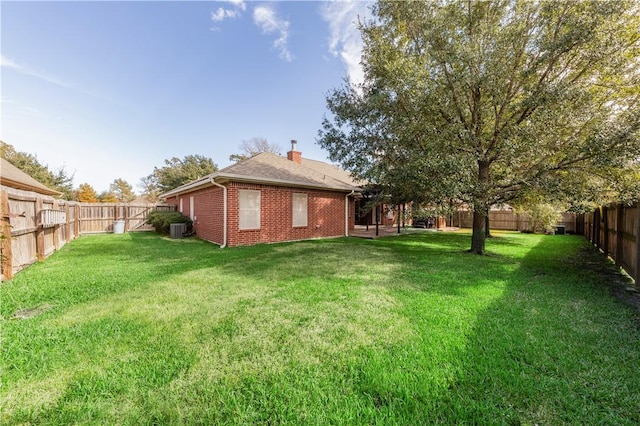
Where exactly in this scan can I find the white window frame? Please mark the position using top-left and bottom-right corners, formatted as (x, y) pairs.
(189, 196), (195, 220)
(179, 199), (183, 213)
(239, 189), (261, 230)
(292, 193), (308, 227)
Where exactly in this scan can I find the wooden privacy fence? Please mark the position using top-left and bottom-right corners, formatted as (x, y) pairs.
(453, 210), (578, 233)
(580, 203), (640, 285)
(452, 205), (639, 284)
(79, 203), (175, 234)
(1, 188), (175, 280)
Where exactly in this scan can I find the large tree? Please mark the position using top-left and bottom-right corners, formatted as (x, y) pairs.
(147, 155), (218, 193)
(318, 0), (640, 254)
(75, 183), (99, 203)
(98, 191), (119, 203)
(138, 175), (160, 203)
(109, 178), (137, 203)
(229, 137), (282, 162)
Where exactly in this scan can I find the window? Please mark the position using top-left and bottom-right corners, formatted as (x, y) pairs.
(189, 196), (195, 220)
(239, 190), (260, 230)
(292, 193), (308, 227)
(179, 199), (183, 213)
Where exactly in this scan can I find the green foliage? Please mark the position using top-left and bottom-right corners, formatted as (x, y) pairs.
(0, 141), (75, 199)
(2, 233), (640, 424)
(318, 0), (640, 253)
(412, 202), (459, 221)
(138, 175), (160, 203)
(146, 155), (218, 194)
(75, 183), (99, 203)
(145, 210), (192, 234)
(109, 178), (136, 203)
(524, 203), (564, 234)
(98, 191), (119, 203)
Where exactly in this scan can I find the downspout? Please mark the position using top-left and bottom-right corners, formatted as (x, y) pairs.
(210, 178), (227, 248)
(345, 190), (355, 237)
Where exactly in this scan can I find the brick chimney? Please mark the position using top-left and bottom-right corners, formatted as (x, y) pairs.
(287, 139), (302, 164)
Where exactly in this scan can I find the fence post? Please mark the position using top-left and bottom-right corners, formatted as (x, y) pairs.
(75, 204), (81, 237)
(1, 190), (13, 280)
(53, 200), (60, 251)
(616, 204), (624, 268)
(64, 202), (71, 243)
(35, 197), (45, 261)
(602, 206), (609, 256)
(634, 203), (640, 286)
(593, 208), (600, 249)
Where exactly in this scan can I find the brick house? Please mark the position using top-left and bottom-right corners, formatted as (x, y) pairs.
(160, 142), (361, 247)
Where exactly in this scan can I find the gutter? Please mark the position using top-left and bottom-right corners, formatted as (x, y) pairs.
(209, 178), (227, 248)
(345, 190), (355, 237)
(160, 174), (217, 199)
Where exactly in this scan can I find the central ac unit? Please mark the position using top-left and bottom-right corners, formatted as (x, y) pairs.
(170, 223), (187, 239)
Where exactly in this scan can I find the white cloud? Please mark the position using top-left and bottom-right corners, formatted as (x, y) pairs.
(320, 1), (374, 87)
(211, 8), (238, 22)
(0, 54), (21, 70)
(1, 54), (69, 88)
(2, 54), (113, 104)
(226, 0), (246, 11)
(253, 5), (293, 62)
(211, 1), (246, 23)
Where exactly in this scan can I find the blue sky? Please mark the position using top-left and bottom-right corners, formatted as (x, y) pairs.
(1, 0), (372, 193)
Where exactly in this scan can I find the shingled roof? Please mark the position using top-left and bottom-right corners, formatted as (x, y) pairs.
(161, 152), (360, 198)
(300, 158), (362, 187)
(0, 157), (61, 196)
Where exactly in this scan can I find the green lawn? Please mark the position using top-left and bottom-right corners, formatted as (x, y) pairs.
(2, 231), (639, 425)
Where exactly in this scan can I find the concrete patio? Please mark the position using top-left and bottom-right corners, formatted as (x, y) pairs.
(349, 225), (445, 239)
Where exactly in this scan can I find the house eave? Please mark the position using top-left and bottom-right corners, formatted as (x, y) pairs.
(0, 178), (61, 196)
(215, 173), (361, 192)
(160, 174), (362, 200)
(159, 176), (217, 199)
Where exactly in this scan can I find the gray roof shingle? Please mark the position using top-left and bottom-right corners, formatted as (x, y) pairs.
(0, 157), (61, 196)
(161, 152), (360, 198)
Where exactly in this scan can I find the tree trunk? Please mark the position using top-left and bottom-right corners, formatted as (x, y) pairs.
(471, 206), (487, 254)
(485, 214), (492, 238)
(470, 161), (490, 254)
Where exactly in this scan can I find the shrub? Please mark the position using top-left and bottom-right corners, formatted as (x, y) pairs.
(145, 211), (192, 234)
(527, 203), (563, 234)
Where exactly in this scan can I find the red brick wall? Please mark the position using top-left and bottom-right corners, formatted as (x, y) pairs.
(227, 182), (354, 247)
(165, 186), (224, 245)
(167, 183), (355, 247)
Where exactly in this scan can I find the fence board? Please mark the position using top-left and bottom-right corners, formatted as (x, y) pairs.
(581, 203), (638, 286)
(10, 233), (38, 273)
(454, 210), (576, 233)
(0, 188), (175, 280)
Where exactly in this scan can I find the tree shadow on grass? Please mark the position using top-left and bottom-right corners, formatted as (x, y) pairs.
(431, 235), (640, 424)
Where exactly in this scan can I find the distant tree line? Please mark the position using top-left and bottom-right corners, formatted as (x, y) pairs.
(1, 137), (280, 203)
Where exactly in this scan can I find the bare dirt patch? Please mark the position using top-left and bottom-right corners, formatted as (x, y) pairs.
(9, 304), (52, 320)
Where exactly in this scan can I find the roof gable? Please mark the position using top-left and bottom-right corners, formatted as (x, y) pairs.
(216, 153), (357, 189)
(0, 158), (61, 196)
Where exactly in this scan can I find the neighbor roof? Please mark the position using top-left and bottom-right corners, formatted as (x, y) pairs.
(161, 152), (361, 198)
(0, 157), (61, 196)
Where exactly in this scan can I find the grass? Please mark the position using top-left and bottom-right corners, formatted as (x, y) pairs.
(1, 231), (639, 425)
